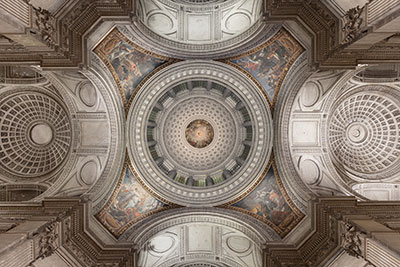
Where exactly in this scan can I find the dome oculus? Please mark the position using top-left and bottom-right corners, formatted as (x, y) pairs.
(185, 119), (214, 149)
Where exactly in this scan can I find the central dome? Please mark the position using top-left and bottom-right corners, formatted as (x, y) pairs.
(185, 119), (214, 148)
(126, 61), (272, 206)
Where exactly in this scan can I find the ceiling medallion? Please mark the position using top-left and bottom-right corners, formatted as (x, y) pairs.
(127, 61), (272, 206)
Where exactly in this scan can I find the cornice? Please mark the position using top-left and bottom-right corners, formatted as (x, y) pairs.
(0, 0), (134, 68)
(264, 0), (400, 68)
(1, 197), (400, 266)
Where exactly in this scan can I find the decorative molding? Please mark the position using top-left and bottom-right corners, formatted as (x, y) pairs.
(0, 0), (133, 67)
(0, 197), (399, 266)
(37, 221), (59, 259)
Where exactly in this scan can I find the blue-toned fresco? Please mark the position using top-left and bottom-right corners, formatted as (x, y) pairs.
(95, 29), (167, 101)
(233, 166), (296, 230)
(96, 167), (166, 236)
(231, 30), (303, 101)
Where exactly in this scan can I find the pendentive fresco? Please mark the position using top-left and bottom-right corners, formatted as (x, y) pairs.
(96, 161), (168, 237)
(94, 29), (169, 102)
(229, 29), (303, 102)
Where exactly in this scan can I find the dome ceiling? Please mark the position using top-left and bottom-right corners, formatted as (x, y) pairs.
(327, 86), (400, 180)
(93, 26), (305, 239)
(1, 1), (400, 266)
(126, 61), (273, 206)
(0, 89), (71, 178)
(277, 65), (400, 202)
(0, 65), (122, 202)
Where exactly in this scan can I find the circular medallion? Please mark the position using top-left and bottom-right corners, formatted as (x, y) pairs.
(0, 91), (72, 178)
(345, 123), (368, 144)
(29, 122), (54, 146)
(328, 87), (400, 179)
(185, 119), (214, 148)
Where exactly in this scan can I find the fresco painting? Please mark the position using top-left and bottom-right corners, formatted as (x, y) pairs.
(96, 167), (166, 236)
(233, 166), (297, 231)
(231, 30), (303, 101)
(95, 29), (167, 101)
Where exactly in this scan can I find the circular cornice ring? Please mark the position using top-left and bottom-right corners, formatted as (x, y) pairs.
(126, 60), (272, 207)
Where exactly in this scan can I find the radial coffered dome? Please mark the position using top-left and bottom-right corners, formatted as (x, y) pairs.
(158, 88), (245, 175)
(0, 89), (72, 178)
(327, 85), (400, 180)
(127, 61), (272, 206)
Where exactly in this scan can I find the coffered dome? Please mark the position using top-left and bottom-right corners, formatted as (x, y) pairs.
(158, 89), (244, 174)
(0, 88), (72, 179)
(126, 60), (272, 206)
(327, 85), (400, 181)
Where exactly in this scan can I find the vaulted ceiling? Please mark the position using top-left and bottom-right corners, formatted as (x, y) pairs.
(0, 0), (400, 267)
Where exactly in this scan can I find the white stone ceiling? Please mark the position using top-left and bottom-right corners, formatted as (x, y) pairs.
(136, 0), (263, 45)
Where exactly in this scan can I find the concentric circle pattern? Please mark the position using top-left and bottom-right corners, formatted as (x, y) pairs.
(127, 61), (273, 206)
(0, 91), (72, 177)
(185, 119), (214, 149)
(161, 95), (237, 172)
(328, 90), (400, 178)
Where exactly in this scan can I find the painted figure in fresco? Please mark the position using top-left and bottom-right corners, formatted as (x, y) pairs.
(106, 40), (165, 99)
(235, 168), (292, 227)
(233, 34), (299, 100)
(98, 169), (164, 233)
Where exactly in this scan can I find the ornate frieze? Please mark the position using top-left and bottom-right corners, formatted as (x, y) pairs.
(341, 5), (366, 44)
(340, 222), (363, 258)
